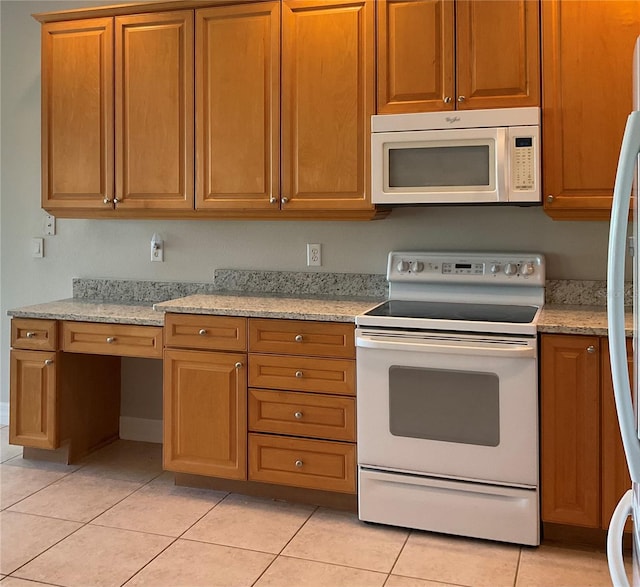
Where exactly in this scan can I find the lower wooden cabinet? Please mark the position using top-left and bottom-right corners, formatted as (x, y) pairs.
(9, 349), (58, 449)
(541, 334), (631, 530)
(163, 348), (247, 479)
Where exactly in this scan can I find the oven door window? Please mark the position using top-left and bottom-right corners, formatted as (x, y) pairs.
(389, 366), (500, 447)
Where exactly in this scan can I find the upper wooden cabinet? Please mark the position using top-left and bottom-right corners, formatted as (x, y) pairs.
(36, 0), (379, 220)
(41, 11), (194, 213)
(377, 0), (540, 114)
(542, 1), (640, 220)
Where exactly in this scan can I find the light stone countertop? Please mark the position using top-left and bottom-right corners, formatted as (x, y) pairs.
(538, 304), (632, 337)
(154, 294), (382, 322)
(7, 299), (163, 326)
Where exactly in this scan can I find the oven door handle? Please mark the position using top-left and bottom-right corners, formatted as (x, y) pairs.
(356, 335), (536, 358)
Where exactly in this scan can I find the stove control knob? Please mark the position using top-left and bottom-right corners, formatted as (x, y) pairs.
(397, 260), (410, 273)
(490, 264), (501, 274)
(410, 261), (424, 273)
(521, 262), (535, 276)
(504, 263), (518, 276)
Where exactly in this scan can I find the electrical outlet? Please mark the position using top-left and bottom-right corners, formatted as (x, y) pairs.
(150, 233), (164, 262)
(307, 243), (321, 266)
(44, 214), (56, 236)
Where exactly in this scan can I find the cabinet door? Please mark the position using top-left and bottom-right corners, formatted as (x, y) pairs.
(542, 1), (640, 220)
(41, 18), (114, 211)
(601, 338), (633, 531)
(456, 0), (540, 110)
(377, 0), (454, 114)
(163, 349), (247, 479)
(282, 0), (375, 211)
(10, 350), (58, 449)
(196, 2), (280, 211)
(115, 11), (194, 210)
(541, 334), (600, 527)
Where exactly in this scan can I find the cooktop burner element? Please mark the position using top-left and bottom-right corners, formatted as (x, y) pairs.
(356, 251), (545, 336)
(364, 300), (539, 324)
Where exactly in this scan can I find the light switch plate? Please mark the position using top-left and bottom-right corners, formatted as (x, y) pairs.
(32, 237), (44, 258)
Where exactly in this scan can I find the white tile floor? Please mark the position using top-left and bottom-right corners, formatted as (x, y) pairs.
(0, 427), (623, 587)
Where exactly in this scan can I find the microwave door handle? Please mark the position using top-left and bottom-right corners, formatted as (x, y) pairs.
(607, 110), (640, 484)
(496, 127), (509, 202)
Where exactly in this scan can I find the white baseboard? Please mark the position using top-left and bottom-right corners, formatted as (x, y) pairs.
(0, 402), (8, 426)
(119, 417), (163, 444)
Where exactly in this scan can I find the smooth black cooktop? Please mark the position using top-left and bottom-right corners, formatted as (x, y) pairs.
(364, 300), (539, 324)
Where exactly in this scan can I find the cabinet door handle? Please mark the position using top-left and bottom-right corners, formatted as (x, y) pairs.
(294, 411), (303, 420)
(295, 370), (303, 378)
(198, 329), (207, 336)
(106, 337), (116, 344)
(281, 196), (289, 204)
(443, 96), (452, 104)
(103, 198), (112, 205)
(235, 362), (243, 369)
(113, 197), (120, 204)
(546, 195), (555, 204)
(44, 359), (54, 366)
(26, 331), (36, 338)
(295, 334), (303, 342)
(295, 460), (303, 468)
(269, 196), (278, 204)
(457, 95), (466, 102)
(587, 345), (596, 354)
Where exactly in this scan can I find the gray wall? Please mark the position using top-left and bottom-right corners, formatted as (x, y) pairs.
(0, 1), (617, 422)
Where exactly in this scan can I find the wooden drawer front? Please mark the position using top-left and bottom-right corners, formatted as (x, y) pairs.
(249, 355), (355, 396)
(11, 319), (58, 351)
(165, 313), (247, 351)
(62, 322), (163, 358)
(249, 433), (356, 493)
(249, 389), (356, 441)
(249, 319), (355, 358)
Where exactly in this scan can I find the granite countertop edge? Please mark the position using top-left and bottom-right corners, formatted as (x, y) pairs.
(7, 296), (632, 334)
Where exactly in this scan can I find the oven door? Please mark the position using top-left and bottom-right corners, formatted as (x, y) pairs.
(356, 328), (538, 487)
(371, 127), (506, 204)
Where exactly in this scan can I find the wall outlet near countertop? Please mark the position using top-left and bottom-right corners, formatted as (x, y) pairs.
(307, 243), (321, 267)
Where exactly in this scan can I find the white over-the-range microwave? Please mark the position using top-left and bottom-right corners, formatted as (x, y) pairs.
(371, 107), (540, 205)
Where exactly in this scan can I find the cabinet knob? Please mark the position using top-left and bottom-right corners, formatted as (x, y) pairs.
(546, 195), (554, 204)
(295, 334), (303, 342)
(103, 198), (112, 205)
(44, 359), (54, 366)
(294, 411), (303, 420)
(26, 331), (36, 339)
(269, 196), (278, 204)
(443, 96), (452, 104)
(113, 198), (120, 204)
(235, 362), (243, 369)
(587, 345), (596, 354)
(198, 329), (207, 336)
(106, 337), (116, 344)
(281, 197), (289, 204)
(295, 460), (303, 468)
(295, 370), (303, 378)
(457, 96), (466, 102)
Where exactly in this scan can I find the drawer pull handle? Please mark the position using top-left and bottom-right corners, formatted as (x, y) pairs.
(106, 337), (116, 344)
(294, 411), (303, 420)
(44, 359), (54, 366)
(26, 331), (36, 338)
(235, 362), (243, 369)
(295, 334), (303, 342)
(295, 460), (303, 468)
(295, 370), (303, 378)
(198, 329), (207, 336)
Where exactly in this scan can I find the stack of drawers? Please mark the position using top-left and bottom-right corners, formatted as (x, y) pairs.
(247, 319), (357, 493)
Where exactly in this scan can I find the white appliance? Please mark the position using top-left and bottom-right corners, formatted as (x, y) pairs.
(607, 36), (640, 587)
(371, 107), (540, 205)
(356, 251), (544, 546)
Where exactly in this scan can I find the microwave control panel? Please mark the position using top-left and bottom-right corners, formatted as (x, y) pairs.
(512, 136), (536, 192)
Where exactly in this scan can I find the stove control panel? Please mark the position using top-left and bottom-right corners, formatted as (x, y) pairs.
(387, 252), (545, 286)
